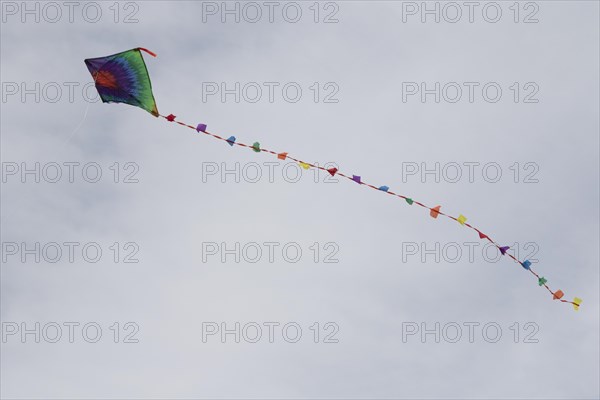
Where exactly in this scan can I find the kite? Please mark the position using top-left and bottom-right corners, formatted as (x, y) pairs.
(84, 47), (159, 117)
(84, 48), (582, 310)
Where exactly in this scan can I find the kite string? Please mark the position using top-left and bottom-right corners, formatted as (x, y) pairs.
(62, 101), (92, 146)
(62, 71), (100, 146)
(164, 114), (579, 308)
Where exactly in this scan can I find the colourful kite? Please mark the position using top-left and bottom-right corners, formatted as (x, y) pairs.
(84, 48), (582, 310)
(84, 48), (159, 117)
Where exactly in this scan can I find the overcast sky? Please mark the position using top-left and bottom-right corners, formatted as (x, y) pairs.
(1, 1), (599, 399)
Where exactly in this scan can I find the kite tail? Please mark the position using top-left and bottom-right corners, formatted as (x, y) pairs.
(137, 47), (157, 57)
(159, 112), (583, 311)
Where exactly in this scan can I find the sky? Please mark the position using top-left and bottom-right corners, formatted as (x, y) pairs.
(1, 1), (599, 399)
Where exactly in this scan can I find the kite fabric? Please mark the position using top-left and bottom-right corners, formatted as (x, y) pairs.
(84, 47), (159, 117)
(84, 48), (582, 310)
